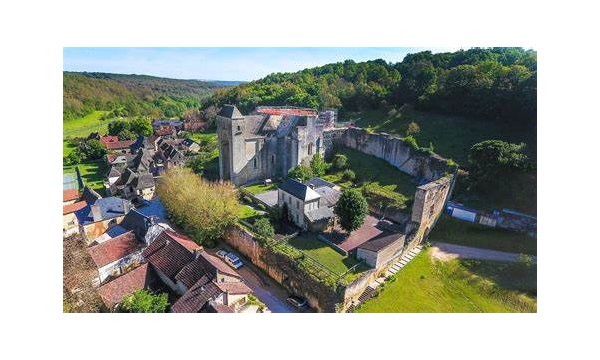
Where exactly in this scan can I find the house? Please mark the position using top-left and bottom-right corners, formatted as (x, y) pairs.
(181, 138), (201, 153)
(130, 135), (155, 154)
(100, 135), (136, 152)
(142, 230), (254, 313)
(63, 200), (87, 237)
(63, 189), (80, 205)
(75, 188), (133, 243)
(154, 125), (176, 138)
(278, 178), (334, 232)
(96, 263), (154, 310)
(153, 119), (184, 130)
(356, 233), (406, 268)
(87, 231), (145, 284)
(216, 105), (329, 186)
(111, 168), (155, 201)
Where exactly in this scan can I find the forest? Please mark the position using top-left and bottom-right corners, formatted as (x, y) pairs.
(63, 72), (226, 121)
(205, 47), (536, 125)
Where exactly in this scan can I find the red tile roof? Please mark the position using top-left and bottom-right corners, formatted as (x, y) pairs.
(216, 281), (252, 295)
(63, 201), (87, 215)
(142, 231), (197, 280)
(171, 278), (221, 313)
(200, 251), (240, 278)
(100, 136), (136, 150)
(63, 189), (80, 202)
(87, 231), (142, 268)
(97, 264), (151, 308)
(165, 230), (202, 252)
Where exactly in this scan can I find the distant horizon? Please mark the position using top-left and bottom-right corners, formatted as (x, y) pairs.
(63, 47), (462, 82)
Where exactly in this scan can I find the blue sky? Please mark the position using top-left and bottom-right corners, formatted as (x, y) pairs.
(63, 47), (459, 81)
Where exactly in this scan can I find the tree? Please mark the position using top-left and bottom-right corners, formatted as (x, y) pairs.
(469, 140), (529, 191)
(120, 289), (169, 313)
(406, 121), (421, 136)
(287, 165), (313, 182)
(108, 120), (129, 136)
(332, 154), (348, 170)
(79, 139), (106, 160)
(310, 153), (328, 177)
(253, 217), (275, 239)
(334, 188), (368, 233)
(156, 167), (240, 244)
(130, 117), (153, 137)
(342, 169), (356, 182)
(117, 128), (137, 140)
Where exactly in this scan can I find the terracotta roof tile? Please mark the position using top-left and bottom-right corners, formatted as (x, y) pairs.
(165, 230), (201, 252)
(171, 279), (221, 313)
(63, 189), (80, 202)
(87, 231), (142, 268)
(142, 231), (196, 280)
(63, 201), (87, 215)
(97, 264), (151, 308)
(215, 281), (252, 295)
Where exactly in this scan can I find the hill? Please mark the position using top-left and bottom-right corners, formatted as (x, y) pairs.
(63, 72), (231, 121)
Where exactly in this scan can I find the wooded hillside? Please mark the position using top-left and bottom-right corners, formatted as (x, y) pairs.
(63, 72), (225, 121)
(205, 47), (536, 125)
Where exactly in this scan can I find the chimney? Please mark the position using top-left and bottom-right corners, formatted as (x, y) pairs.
(91, 204), (102, 222)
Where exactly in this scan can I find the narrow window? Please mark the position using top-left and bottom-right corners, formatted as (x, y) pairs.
(308, 143), (313, 155)
(253, 158), (257, 169)
(271, 155), (275, 164)
(237, 125), (241, 132)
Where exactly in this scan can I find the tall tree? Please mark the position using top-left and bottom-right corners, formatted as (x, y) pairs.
(334, 189), (369, 233)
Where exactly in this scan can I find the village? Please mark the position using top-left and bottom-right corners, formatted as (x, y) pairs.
(63, 103), (464, 313)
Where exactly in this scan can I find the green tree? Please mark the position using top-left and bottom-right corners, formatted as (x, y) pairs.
(406, 121), (421, 136)
(253, 217), (275, 239)
(310, 153), (328, 177)
(117, 128), (137, 140)
(334, 188), (369, 233)
(332, 154), (348, 170)
(469, 140), (528, 191)
(79, 139), (106, 160)
(108, 120), (130, 136)
(342, 169), (356, 182)
(130, 117), (153, 137)
(287, 165), (313, 182)
(120, 289), (169, 313)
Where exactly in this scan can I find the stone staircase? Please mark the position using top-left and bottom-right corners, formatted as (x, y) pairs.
(346, 244), (423, 312)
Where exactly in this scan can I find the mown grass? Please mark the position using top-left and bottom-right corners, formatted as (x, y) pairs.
(63, 111), (112, 138)
(358, 248), (537, 313)
(287, 233), (369, 282)
(429, 214), (537, 255)
(63, 161), (107, 195)
(346, 107), (536, 166)
(242, 182), (279, 195)
(324, 147), (417, 210)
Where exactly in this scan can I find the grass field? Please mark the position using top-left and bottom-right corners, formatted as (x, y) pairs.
(287, 233), (369, 282)
(358, 248), (536, 313)
(346, 107), (536, 166)
(63, 111), (112, 138)
(324, 147), (417, 210)
(242, 182), (278, 195)
(63, 161), (107, 195)
(428, 215), (537, 255)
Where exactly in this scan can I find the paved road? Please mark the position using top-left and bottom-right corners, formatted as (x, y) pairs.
(206, 248), (298, 313)
(430, 242), (537, 263)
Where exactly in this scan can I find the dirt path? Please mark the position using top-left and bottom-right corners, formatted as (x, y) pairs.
(430, 242), (537, 263)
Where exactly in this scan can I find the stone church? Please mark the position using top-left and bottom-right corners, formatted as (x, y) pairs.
(216, 105), (336, 186)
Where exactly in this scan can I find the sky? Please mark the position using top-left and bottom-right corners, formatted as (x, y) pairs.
(63, 47), (460, 82)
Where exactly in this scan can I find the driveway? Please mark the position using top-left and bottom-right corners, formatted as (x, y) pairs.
(206, 248), (299, 313)
(430, 242), (537, 263)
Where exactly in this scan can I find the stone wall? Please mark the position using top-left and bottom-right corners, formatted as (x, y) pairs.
(337, 127), (451, 182)
(222, 226), (340, 312)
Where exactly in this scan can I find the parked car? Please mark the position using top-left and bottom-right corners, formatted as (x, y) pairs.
(216, 250), (229, 259)
(224, 253), (243, 269)
(286, 295), (307, 308)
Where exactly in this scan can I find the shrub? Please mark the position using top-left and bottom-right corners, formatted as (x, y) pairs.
(406, 121), (421, 136)
(287, 165), (313, 182)
(253, 217), (275, 239)
(119, 289), (169, 313)
(332, 154), (349, 170)
(402, 135), (419, 150)
(310, 153), (329, 177)
(342, 169), (356, 182)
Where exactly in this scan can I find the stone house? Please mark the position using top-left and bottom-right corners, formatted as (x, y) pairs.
(277, 178), (334, 232)
(96, 263), (155, 310)
(142, 229), (254, 313)
(217, 105), (327, 186)
(181, 138), (201, 153)
(87, 231), (145, 284)
(75, 188), (133, 244)
(356, 233), (406, 268)
(100, 135), (135, 153)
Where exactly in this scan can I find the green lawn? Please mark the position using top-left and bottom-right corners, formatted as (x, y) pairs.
(429, 215), (537, 255)
(63, 161), (107, 195)
(347, 107), (536, 166)
(324, 147), (417, 211)
(63, 111), (112, 138)
(238, 205), (262, 221)
(242, 182), (279, 195)
(358, 249), (536, 313)
(287, 233), (369, 282)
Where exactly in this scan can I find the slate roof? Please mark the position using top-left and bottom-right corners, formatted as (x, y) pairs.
(87, 231), (142, 268)
(305, 206), (334, 223)
(218, 104), (243, 119)
(81, 186), (102, 204)
(114, 168), (155, 190)
(63, 201), (87, 215)
(279, 178), (320, 201)
(63, 189), (80, 202)
(128, 149), (154, 172)
(314, 186), (341, 208)
(358, 233), (405, 253)
(108, 166), (121, 178)
(135, 198), (167, 222)
(75, 196), (131, 225)
(130, 136), (153, 153)
(118, 209), (154, 238)
(105, 225), (129, 238)
(97, 263), (152, 308)
(304, 177), (336, 189)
